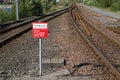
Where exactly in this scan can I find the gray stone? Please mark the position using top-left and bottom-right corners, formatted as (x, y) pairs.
(42, 58), (65, 65)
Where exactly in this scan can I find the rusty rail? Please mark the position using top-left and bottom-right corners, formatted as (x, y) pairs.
(70, 8), (120, 79)
(76, 8), (120, 48)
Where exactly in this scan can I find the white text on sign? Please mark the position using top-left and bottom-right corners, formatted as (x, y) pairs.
(32, 22), (48, 38)
(33, 24), (47, 29)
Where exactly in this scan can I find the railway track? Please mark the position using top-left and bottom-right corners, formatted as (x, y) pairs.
(0, 16), (38, 34)
(107, 27), (120, 34)
(0, 6), (71, 47)
(76, 4), (120, 48)
(70, 6), (120, 79)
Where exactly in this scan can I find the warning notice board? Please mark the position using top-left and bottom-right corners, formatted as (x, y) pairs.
(32, 22), (48, 38)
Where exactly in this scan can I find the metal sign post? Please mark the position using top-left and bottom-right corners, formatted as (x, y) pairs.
(32, 22), (48, 77)
(15, 0), (19, 20)
(39, 39), (42, 76)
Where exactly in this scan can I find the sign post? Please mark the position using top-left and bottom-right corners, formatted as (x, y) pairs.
(39, 38), (42, 76)
(32, 22), (48, 76)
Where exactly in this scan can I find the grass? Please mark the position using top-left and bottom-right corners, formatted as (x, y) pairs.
(43, 2), (65, 14)
(86, 5), (120, 16)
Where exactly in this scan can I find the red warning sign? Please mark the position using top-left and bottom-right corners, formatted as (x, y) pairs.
(32, 22), (48, 38)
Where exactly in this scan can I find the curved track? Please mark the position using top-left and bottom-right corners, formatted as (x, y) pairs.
(70, 5), (120, 79)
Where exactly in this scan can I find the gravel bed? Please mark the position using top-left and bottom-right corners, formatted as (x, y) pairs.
(0, 30), (39, 78)
(51, 12), (108, 79)
(0, 11), (113, 80)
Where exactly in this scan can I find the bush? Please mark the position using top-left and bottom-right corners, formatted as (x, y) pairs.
(85, 0), (112, 8)
(31, 0), (42, 16)
(64, 1), (69, 6)
(76, 0), (81, 3)
(63, 0), (72, 6)
(85, 0), (96, 6)
(85, 1), (105, 8)
(110, 1), (120, 11)
(104, 0), (111, 7)
(0, 8), (10, 24)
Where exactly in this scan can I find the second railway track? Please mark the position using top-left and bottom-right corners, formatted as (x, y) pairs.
(0, 6), (71, 47)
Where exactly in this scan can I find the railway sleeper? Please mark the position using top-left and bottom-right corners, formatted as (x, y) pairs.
(76, 12), (92, 36)
(101, 33), (120, 49)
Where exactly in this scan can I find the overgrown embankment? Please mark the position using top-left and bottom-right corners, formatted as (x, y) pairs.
(82, 0), (120, 11)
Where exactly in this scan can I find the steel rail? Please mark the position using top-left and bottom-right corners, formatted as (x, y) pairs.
(0, 16), (37, 27)
(0, 7), (71, 47)
(70, 9), (120, 79)
(0, 17), (37, 35)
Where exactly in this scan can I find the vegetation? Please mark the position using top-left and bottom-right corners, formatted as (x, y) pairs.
(63, 0), (73, 6)
(31, 0), (42, 16)
(83, 0), (120, 11)
(0, 0), (59, 24)
(110, 1), (120, 11)
(0, 8), (11, 23)
(1, 0), (120, 24)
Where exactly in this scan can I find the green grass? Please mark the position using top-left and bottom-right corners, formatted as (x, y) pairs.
(85, 3), (120, 16)
(84, 0), (120, 12)
(110, 1), (120, 11)
(43, 2), (65, 14)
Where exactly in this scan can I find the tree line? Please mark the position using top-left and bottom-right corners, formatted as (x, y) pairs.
(0, 0), (57, 24)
